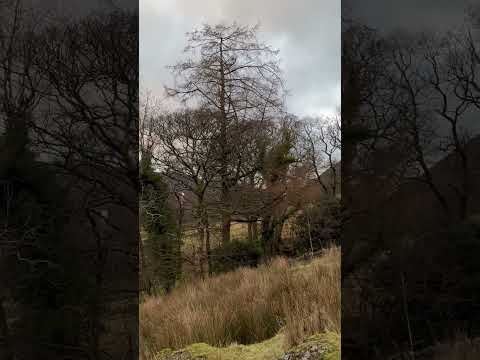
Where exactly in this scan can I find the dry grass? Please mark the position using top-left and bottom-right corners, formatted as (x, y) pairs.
(432, 336), (480, 360)
(283, 246), (340, 345)
(140, 246), (340, 359)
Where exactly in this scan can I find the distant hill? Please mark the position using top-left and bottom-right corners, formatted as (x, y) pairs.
(345, 136), (480, 248)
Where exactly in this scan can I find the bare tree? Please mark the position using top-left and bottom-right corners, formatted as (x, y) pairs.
(300, 113), (341, 197)
(431, 22), (480, 220)
(0, 0), (43, 160)
(33, 10), (138, 359)
(379, 30), (477, 222)
(33, 11), (139, 212)
(166, 23), (286, 243)
(0, 2), (47, 358)
(152, 108), (220, 275)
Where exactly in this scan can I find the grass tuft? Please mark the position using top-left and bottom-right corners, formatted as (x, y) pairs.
(140, 247), (340, 359)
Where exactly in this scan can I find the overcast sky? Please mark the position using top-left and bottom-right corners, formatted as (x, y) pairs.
(346, 0), (480, 139)
(345, 0), (472, 33)
(140, 0), (340, 117)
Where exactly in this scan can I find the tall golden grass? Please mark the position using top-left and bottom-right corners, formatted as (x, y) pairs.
(140, 247), (340, 359)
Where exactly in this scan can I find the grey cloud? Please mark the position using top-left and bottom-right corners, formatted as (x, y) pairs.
(345, 0), (480, 139)
(140, 0), (340, 117)
(346, 0), (472, 33)
(31, 0), (137, 17)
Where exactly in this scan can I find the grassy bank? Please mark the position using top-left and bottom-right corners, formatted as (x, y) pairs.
(140, 247), (340, 359)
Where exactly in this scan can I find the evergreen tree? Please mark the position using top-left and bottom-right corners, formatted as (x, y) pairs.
(140, 153), (181, 294)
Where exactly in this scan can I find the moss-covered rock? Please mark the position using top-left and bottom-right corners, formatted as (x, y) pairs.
(277, 332), (340, 360)
(153, 332), (340, 360)
(154, 333), (286, 360)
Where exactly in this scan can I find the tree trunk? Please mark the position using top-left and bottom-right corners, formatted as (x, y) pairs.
(273, 219), (285, 255)
(248, 176), (257, 243)
(261, 216), (275, 258)
(248, 218), (253, 242)
(139, 234), (146, 293)
(197, 224), (205, 277)
(202, 210), (212, 276)
(0, 298), (14, 360)
(218, 37), (231, 244)
(90, 275), (102, 360)
(176, 194), (184, 241)
(175, 198), (184, 282)
(91, 240), (106, 360)
(221, 213), (231, 243)
(306, 209), (314, 258)
(247, 217), (258, 242)
(86, 212), (105, 360)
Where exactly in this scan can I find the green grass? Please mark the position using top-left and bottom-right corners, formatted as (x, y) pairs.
(154, 332), (285, 360)
(153, 332), (340, 360)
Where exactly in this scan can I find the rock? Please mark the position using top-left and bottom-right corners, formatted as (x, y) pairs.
(277, 332), (340, 360)
(301, 350), (311, 359)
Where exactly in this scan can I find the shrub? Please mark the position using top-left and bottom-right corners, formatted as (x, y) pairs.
(209, 240), (263, 274)
(433, 336), (480, 360)
(292, 198), (341, 255)
(140, 171), (181, 294)
(342, 214), (480, 357)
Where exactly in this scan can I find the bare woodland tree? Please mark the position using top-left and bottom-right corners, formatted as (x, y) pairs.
(0, 2), (48, 358)
(342, 9), (480, 358)
(35, 12), (138, 359)
(34, 11), (139, 209)
(1, 4), (139, 359)
(152, 108), (220, 274)
(300, 113), (341, 197)
(166, 23), (286, 243)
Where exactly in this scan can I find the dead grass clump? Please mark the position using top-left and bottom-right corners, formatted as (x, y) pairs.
(140, 246), (340, 357)
(282, 247), (341, 346)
